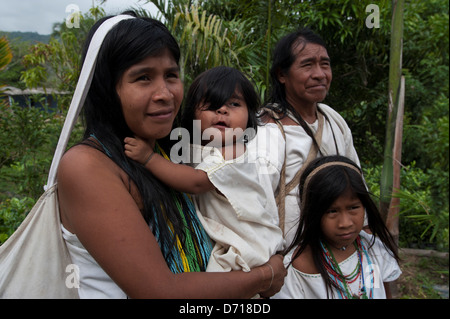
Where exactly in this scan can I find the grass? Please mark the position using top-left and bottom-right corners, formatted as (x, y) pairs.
(395, 250), (449, 299)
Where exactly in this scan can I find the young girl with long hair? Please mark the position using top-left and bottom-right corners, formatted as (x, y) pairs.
(273, 155), (401, 299)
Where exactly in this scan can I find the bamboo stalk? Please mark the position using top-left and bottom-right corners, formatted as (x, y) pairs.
(380, 0), (404, 220)
(386, 75), (405, 248)
(380, 1), (405, 298)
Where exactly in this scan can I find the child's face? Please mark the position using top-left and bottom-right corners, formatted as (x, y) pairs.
(194, 90), (249, 147)
(320, 187), (365, 250)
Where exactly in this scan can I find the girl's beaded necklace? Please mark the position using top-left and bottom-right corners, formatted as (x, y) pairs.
(320, 235), (374, 299)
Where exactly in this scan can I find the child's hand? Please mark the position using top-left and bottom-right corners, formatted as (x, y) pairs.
(124, 136), (153, 164)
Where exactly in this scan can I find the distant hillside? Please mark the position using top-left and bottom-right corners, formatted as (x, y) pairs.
(0, 31), (50, 44)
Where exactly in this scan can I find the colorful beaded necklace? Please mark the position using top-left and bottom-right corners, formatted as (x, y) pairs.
(90, 134), (212, 274)
(320, 235), (374, 299)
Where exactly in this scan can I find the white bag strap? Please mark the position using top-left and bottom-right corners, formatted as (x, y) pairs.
(45, 14), (135, 190)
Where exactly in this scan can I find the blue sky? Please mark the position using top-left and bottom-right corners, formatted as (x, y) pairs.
(0, 0), (159, 35)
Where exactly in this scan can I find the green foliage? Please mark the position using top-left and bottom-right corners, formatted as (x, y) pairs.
(0, 101), (83, 244)
(0, 101), (63, 200)
(0, 36), (13, 73)
(0, 101), (84, 196)
(404, 94), (449, 170)
(0, 31), (51, 44)
(364, 162), (449, 251)
(0, 196), (34, 244)
(0, 60), (26, 89)
(198, 0), (294, 88)
(21, 33), (78, 94)
(173, 5), (246, 86)
(20, 10), (100, 109)
(0, 100), (61, 243)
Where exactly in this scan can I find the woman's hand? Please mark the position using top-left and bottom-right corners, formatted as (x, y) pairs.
(259, 254), (287, 298)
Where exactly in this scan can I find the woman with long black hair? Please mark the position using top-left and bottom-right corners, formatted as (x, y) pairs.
(57, 12), (285, 298)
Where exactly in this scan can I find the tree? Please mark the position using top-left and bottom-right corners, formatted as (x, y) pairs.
(148, 1), (256, 95)
(379, 0), (405, 245)
(0, 37), (13, 75)
(0, 35), (32, 90)
(20, 7), (103, 110)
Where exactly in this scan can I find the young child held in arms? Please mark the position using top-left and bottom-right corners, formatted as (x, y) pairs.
(273, 155), (401, 299)
(124, 66), (284, 274)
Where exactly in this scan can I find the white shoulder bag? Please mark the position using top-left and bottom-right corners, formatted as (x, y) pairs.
(0, 15), (134, 298)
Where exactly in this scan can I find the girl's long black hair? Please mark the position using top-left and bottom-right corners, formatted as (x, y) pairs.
(79, 12), (207, 271)
(285, 155), (399, 297)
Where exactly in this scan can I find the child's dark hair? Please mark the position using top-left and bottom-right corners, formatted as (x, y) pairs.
(181, 66), (260, 141)
(286, 155), (399, 297)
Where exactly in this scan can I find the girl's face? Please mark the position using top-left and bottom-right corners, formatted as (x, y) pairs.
(320, 187), (365, 250)
(116, 49), (183, 144)
(194, 90), (249, 147)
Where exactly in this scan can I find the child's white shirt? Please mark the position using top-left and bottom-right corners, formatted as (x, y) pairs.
(191, 126), (285, 272)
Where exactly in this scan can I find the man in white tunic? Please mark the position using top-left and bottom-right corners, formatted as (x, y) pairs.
(257, 28), (361, 247)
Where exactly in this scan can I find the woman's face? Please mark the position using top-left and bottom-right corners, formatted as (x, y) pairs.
(116, 49), (183, 143)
